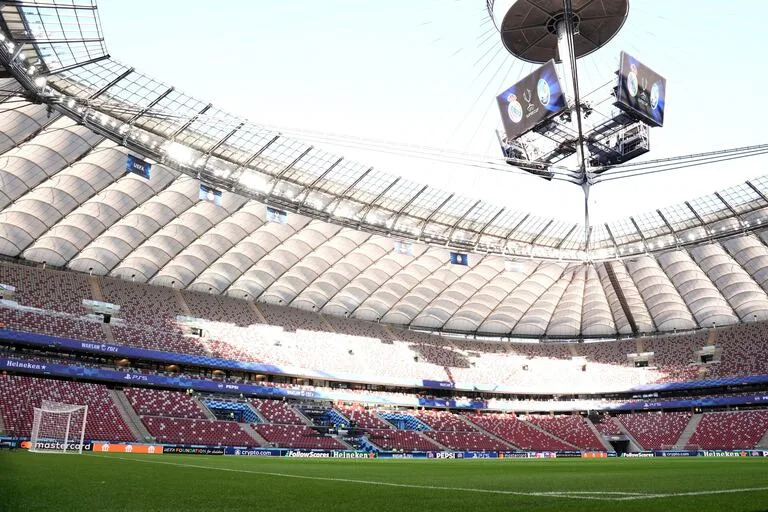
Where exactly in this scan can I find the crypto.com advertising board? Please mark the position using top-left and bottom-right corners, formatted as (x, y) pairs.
(496, 59), (567, 140)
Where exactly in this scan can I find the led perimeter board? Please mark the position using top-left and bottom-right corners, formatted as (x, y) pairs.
(496, 59), (567, 141)
(615, 51), (666, 127)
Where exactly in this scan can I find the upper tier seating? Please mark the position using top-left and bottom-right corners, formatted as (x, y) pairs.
(526, 415), (604, 450)
(710, 324), (768, 378)
(0, 263), (91, 314)
(576, 339), (636, 366)
(325, 316), (392, 341)
(688, 410), (768, 449)
(141, 416), (256, 446)
(616, 411), (691, 450)
(0, 308), (103, 341)
(101, 278), (182, 330)
(641, 332), (707, 383)
(254, 424), (347, 449)
(466, 413), (575, 451)
(258, 303), (327, 332)
(123, 387), (207, 419)
(111, 325), (207, 356)
(182, 290), (257, 327)
(4, 261), (768, 392)
(0, 375), (134, 441)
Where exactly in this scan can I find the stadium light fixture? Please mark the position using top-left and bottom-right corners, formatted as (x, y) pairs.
(33, 77), (46, 88)
(163, 141), (194, 164)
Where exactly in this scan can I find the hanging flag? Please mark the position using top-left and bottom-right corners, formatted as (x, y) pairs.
(449, 251), (468, 266)
(393, 241), (412, 256)
(126, 154), (151, 179)
(199, 184), (222, 206)
(266, 206), (287, 224)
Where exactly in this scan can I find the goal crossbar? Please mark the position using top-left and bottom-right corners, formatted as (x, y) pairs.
(29, 400), (88, 454)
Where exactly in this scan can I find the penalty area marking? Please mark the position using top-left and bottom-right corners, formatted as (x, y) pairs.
(87, 454), (768, 502)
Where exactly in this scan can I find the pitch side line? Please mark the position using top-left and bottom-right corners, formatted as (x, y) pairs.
(88, 454), (768, 502)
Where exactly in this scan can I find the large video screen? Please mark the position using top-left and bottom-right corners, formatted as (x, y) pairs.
(615, 51), (666, 127)
(496, 59), (567, 141)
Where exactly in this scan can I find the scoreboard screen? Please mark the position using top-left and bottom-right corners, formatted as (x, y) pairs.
(496, 59), (567, 141)
(615, 51), (666, 127)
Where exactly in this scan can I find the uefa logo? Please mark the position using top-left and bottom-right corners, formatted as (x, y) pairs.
(537, 78), (550, 106)
(650, 82), (660, 110)
(507, 94), (523, 123)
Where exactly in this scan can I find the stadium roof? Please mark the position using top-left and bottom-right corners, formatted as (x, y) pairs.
(1, 0), (768, 339)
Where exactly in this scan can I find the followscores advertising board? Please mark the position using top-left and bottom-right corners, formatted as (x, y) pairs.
(496, 59), (567, 140)
(615, 51), (666, 127)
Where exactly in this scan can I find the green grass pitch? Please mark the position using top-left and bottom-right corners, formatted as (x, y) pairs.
(1, 451), (767, 511)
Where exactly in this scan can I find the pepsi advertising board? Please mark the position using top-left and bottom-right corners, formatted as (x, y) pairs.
(496, 59), (567, 140)
(616, 51), (666, 127)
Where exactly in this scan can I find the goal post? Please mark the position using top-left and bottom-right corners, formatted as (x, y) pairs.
(29, 400), (88, 454)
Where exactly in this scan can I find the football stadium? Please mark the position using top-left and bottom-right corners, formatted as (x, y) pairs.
(1, 1), (768, 510)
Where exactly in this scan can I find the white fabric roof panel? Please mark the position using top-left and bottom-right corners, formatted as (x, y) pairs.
(656, 250), (738, 328)
(625, 256), (696, 331)
(724, 234), (768, 295)
(688, 243), (768, 322)
(2, 80), (768, 338)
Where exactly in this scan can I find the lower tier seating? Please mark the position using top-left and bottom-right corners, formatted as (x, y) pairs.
(527, 415), (605, 450)
(466, 413), (576, 451)
(123, 387), (207, 419)
(365, 429), (440, 451)
(141, 416), (256, 446)
(688, 410), (768, 449)
(0, 375), (135, 442)
(616, 411), (691, 450)
(254, 424), (347, 450)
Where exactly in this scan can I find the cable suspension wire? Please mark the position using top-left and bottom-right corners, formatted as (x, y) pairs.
(78, 91), (768, 186)
(594, 148), (768, 183)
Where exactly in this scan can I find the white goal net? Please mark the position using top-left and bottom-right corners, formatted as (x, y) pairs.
(29, 400), (88, 454)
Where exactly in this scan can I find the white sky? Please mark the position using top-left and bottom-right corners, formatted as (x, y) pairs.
(97, 0), (768, 225)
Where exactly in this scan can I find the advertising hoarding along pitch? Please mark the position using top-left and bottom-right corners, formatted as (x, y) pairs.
(496, 59), (567, 141)
(615, 51), (666, 127)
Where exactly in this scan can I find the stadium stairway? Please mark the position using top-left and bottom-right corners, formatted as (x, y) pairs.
(173, 288), (192, 316)
(85, 276), (117, 342)
(317, 313), (336, 333)
(584, 417), (614, 451)
(674, 413), (704, 449)
(246, 403), (268, 423)
(417, 431), (447, 450)
(194, 397), (217, 419)
(248, 302), (268, 324)
(333, 436), (355, 450)
(523, 420), (581, 451)
(292, 405), (317, 426)
(110, 389), (151, 442)
(455, 414), (519, 450)
(358, 436), (382, 452)
(86, 275), (103, 302)
(378, 412), (431, 431)
(0, 405), (6, 435)
(613, 417), (645, 451)
(379, 324), (397, 343)
(239, 423), (268, 446)
(758, 426), (768, 449)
